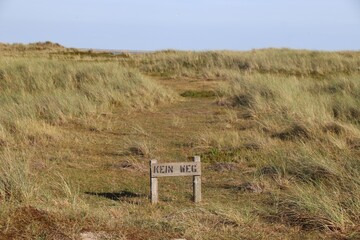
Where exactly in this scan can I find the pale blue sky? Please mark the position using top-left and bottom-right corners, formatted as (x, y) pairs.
(0, 0), (359, 50)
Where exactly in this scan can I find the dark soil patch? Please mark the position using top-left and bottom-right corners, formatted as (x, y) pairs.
(105, 161), (134, 169)
(259, 166), (280, 176)
(224, 182), (263, 193)
(207, 162), (238, 172)
(231, 94), (253, 107)
(272, 124), (311, 141)
(85, 190), (144, 201)
(322, 122), (345, 135)
(0, 206), (71, 240)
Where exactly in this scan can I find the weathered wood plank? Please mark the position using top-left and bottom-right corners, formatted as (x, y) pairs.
(193, 156), (201, 203)
(150, 162), (201, 177)
(150, 159), (158, 204)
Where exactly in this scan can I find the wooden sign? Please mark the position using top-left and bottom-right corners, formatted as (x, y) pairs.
(151, 162), (201, 177)
(150, 156), (201, 204)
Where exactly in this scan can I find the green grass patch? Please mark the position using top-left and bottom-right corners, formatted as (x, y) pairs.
(180, 90), (218, 98)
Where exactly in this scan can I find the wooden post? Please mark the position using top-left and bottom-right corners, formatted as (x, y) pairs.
(150, 159), (158, 204)
(193, 156), (201, 203)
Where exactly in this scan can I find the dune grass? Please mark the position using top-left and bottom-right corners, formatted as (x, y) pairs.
(126, 49), (360, 79)
(0, 44), (360, 239)
(0, 57), (175, 147)
(201, 71), (360, 235)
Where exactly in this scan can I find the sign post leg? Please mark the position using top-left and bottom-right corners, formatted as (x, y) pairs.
(150, 160), (158, 204)
(193, 156), (201, 203)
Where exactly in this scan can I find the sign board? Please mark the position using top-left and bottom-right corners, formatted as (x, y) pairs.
(150, 156), (201, 204)
(151, 162), (201, 177)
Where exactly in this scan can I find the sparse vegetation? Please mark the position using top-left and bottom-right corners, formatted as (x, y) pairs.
(0, 43), (359, 239)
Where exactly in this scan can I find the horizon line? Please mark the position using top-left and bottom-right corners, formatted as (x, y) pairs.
(1, 41), (359, 53)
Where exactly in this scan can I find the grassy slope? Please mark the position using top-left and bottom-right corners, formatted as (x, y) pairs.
(0, 57), (174, 147)
(0, 43), (359, 239)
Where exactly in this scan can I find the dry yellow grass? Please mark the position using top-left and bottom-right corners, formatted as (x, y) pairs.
(0, 57), (175, 147)
(0, 43), (359, 239)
